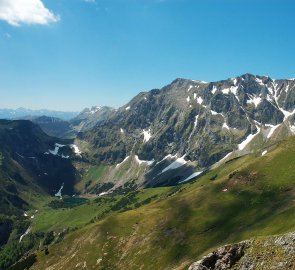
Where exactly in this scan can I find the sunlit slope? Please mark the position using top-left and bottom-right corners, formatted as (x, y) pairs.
(31, 136), (295, 270)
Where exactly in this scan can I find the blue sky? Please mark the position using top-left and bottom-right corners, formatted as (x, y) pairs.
(0, 0), (294, 111)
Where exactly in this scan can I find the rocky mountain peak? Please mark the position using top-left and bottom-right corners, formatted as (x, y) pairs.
(78, 74), (295, 188)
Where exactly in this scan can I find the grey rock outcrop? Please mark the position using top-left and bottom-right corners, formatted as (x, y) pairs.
(189, 242), (249, 270)
(189, 231), (295, 270)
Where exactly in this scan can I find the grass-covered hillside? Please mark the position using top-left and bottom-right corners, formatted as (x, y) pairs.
(20, 135), (295, 270)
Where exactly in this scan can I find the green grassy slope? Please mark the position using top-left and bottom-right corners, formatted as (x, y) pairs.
(27, 136), (295, 270)
(31, 187), (171, 232)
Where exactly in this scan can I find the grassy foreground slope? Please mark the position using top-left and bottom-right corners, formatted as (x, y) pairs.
(31, 136), (295, 270)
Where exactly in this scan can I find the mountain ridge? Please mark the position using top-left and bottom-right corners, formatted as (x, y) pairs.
(73, 73), (295, 190)
(0, 108), (79, 121)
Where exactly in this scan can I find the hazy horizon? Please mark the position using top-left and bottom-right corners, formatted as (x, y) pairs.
(1, 72), (295, 112)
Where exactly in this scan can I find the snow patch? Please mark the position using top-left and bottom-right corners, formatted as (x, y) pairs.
(99, 190), (113, 197)
(212, 85), (217, 94)
(266, 124), (280, 139)
(179, 171), (203, 184)
(238, 126), (261, 151)
(197, 96), (203, 105)
(71, 144), (82, 156)
(142, 129), (152, 143)
(256, 77), (265, 86)
(116, 156), (129, 168)
(280, 108), (295, 120)
(161, 155), (187, 173)
(221, 85), (239, 95)
(89, 106), (101, 114)
(230, 85), (239, 95)
(125, 106), (130, 110)
(120, 128), (124, 134)
(211, 110), (220, 115)
(48, 143), (65, 156)
(272, 81), (295, 120)
(55, 183), (64, 199)
(222, 88), (230, 94)
(193, 115), (199, 128)
(262, 150), (267, 156)
(218, 152), (233, 163)
(222, 122), (230, 130)
(266, 94), (274, 104)
(187, 85), (193, 92)
(135, 155), (154, 166)
(188, 115), (199, 144)
(19, 227), (31, 243)
(193, 80), (207, 84)
(186, 96), (190, 103)
(247, 95), (262, 107)
(162, 154), (178, 161)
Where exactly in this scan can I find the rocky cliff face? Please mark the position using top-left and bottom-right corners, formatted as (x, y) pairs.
(189, 231), (295, 270)
(78, 74), (295, 188)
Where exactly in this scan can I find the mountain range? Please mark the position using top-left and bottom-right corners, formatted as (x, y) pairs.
(72, 74), (295, 191)
(1, 73), (295, 270)
(0, 108), (79, 121)
(2, 74), (295, 193)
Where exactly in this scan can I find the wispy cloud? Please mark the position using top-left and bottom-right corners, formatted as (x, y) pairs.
(83, 0), (96, 3)
(0, 0), (59, 26)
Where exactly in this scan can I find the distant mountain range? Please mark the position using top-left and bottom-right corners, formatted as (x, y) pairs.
(0, 106), (115, 139)
(0, 108), (79, 121)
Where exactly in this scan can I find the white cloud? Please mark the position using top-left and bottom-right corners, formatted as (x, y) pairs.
(83, 0), (96, 3)
(0, 0), (59, 26)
